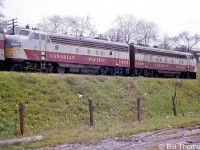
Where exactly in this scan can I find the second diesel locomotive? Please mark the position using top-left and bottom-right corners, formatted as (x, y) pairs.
(2, 29), (197, 78)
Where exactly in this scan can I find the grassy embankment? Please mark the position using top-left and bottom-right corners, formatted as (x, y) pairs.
(0, 66), (200, 149)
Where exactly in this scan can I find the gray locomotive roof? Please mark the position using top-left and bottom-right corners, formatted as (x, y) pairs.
(133, 45), (192, 56)
(48, 32), (129, 47)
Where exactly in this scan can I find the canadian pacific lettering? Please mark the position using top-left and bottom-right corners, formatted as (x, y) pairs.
(89, 57), (105, 62)
(119, 60), (129, 65)
(176, 65), (186, 69)
(50, 54), (75, 60)
(155, 64), (169, 68)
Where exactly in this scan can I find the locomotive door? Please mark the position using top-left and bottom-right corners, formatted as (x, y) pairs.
(144, 55), (148, 68)
(187, 56), (190, 72)
(39, 34), (47, 61)
(115, 51), (120, 66)
(115, 51), (120, 75)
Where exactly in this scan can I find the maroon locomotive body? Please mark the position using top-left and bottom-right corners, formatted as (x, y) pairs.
(3, 29), (197, 78)
(130, 45), (197, 78)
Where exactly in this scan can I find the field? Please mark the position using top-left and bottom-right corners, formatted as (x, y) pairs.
(0, 66), (200, 149)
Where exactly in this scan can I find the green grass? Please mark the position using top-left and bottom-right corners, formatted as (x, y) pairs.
(0, 66), (200, 149)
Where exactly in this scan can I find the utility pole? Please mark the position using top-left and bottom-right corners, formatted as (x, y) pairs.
(8, 18), (18, 35)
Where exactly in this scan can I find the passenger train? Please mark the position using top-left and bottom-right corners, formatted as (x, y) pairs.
(0, 28), (197, 78)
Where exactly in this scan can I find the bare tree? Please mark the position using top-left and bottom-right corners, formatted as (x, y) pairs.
(105, 28), (122, 42)
(157, 34), (172, 50)
(87, 27), (98, 38)
(113, 15), (140, 44)
(37, 15), (63, 33)
(37, 15), (97, 37)
(71, 15), (96, 36)
(62, 16), (76, 34)
(0, 0), (4, 18)
(136, 20), (158, 46)
(171, 31), (200, 53)
(0, 0), (5, 33)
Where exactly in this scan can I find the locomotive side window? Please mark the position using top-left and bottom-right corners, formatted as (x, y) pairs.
(40, 34), (46, 41)
(32, 33), (39, 40)
(150, 55), (153, 61)
(165, 58), (167, 63)
(96, 50), (99, 55)
(55, 44), (59, 50)
(76, 48), (79, 53)
(137, 49), (187, 59)
(18, 30), (30, 36)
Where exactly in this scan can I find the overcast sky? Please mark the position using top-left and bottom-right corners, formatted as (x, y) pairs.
(3, 0), (200, 36)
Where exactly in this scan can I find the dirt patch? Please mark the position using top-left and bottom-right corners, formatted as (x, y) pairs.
(31, 126), (200, 150)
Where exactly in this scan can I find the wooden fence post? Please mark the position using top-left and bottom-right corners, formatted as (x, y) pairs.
(88, 98), (94, 126)
(137, 97), (141, 122)
(172, 96), (177, 116)
(19, 102), (24, 136)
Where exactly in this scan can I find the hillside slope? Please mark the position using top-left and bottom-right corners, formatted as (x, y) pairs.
(0, 70), (200, 149)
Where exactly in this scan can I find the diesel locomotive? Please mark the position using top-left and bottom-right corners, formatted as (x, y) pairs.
(0, 28), (197, 78)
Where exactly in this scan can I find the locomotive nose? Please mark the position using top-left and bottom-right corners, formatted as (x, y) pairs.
(4, 35), (21, 57)
(5, 35), (22, 48)
(0, 33), (5, 60)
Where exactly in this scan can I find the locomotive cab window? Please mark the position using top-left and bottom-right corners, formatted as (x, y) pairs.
(18, 30), (30, 36)
(31, 33), (39, 40)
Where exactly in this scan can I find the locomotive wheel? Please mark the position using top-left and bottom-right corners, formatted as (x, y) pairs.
(175, 74), (180, 78)
(0, 63), (5, 70)
(10, 64), (22, 71)
(118, 68), (124, 76)
(57, 67), (65, 74)
(100, 67), (106, 75)
(100, 67), (110, 75)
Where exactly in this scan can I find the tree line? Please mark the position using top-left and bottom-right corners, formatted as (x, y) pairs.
(36, 14), (200, 53)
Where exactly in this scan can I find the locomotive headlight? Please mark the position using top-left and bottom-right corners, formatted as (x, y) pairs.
(10, 42), (21, 47)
